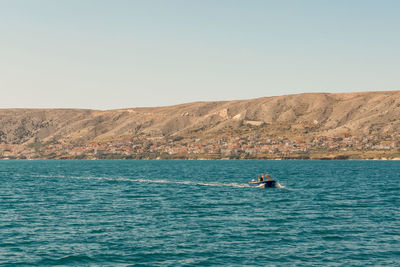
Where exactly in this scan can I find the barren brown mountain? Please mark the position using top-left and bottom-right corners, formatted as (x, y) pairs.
(1, 91), (400, 146)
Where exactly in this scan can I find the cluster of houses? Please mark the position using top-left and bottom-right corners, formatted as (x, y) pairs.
(0, 132), (399, 159)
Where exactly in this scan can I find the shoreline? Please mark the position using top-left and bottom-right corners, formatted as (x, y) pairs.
(1, 149), (399, 161)
(1, 157), (400, 161)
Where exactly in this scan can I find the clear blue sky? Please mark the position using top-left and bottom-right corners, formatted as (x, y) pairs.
(1, 0), (399, 109)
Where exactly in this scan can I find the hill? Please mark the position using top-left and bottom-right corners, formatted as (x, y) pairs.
(1, 91), (400, 159)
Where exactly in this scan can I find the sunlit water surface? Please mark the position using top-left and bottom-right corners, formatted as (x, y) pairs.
(0, 160), (399, 266)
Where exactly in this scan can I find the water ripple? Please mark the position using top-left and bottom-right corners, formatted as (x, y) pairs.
(0, 160), (399, 266)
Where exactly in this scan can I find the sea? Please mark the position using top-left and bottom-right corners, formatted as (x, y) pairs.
(0, 160), (399, 266)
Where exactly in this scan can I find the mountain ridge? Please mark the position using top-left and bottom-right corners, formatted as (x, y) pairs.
(1, 90), (400, 144)
(1, 91), (400, 159)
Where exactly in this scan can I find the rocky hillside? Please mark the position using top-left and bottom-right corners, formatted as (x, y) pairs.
(1, 91), (400, 146)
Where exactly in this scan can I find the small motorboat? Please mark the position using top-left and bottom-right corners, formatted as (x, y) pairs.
(249, 179), (277, 188)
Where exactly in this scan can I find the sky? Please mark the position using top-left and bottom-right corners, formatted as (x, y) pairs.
(1, 0), (399, 109)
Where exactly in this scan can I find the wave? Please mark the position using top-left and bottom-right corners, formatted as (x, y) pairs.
(276, 182), (285, 189)
(130, 178), (251, 188)
(130, 178), (287, 189)
(33, 174), (286, 189)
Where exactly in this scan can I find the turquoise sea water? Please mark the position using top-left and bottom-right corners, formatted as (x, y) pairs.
(0, 160), (399, 266)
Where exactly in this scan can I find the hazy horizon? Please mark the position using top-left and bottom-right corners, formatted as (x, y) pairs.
(1, 0), (399, 109)
(0, 89), (399, 111)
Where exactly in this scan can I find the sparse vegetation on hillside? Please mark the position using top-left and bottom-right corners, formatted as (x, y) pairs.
(0, 91), (399, 159)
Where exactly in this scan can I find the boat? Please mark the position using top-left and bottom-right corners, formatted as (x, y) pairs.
(249, 180), (277, 188)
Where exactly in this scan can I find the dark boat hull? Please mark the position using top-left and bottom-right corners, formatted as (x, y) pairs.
(249, 180), (276, 188)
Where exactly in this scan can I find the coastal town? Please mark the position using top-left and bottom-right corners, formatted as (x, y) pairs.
(1, 132), (399, 160)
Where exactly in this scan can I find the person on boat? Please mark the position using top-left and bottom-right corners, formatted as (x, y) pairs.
(259, 175), (264, 182)
(266, 174), (272, 181)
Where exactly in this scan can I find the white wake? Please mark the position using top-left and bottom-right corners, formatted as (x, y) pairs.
(38, 174), (286, 189)
(130, 178), (251, 188)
